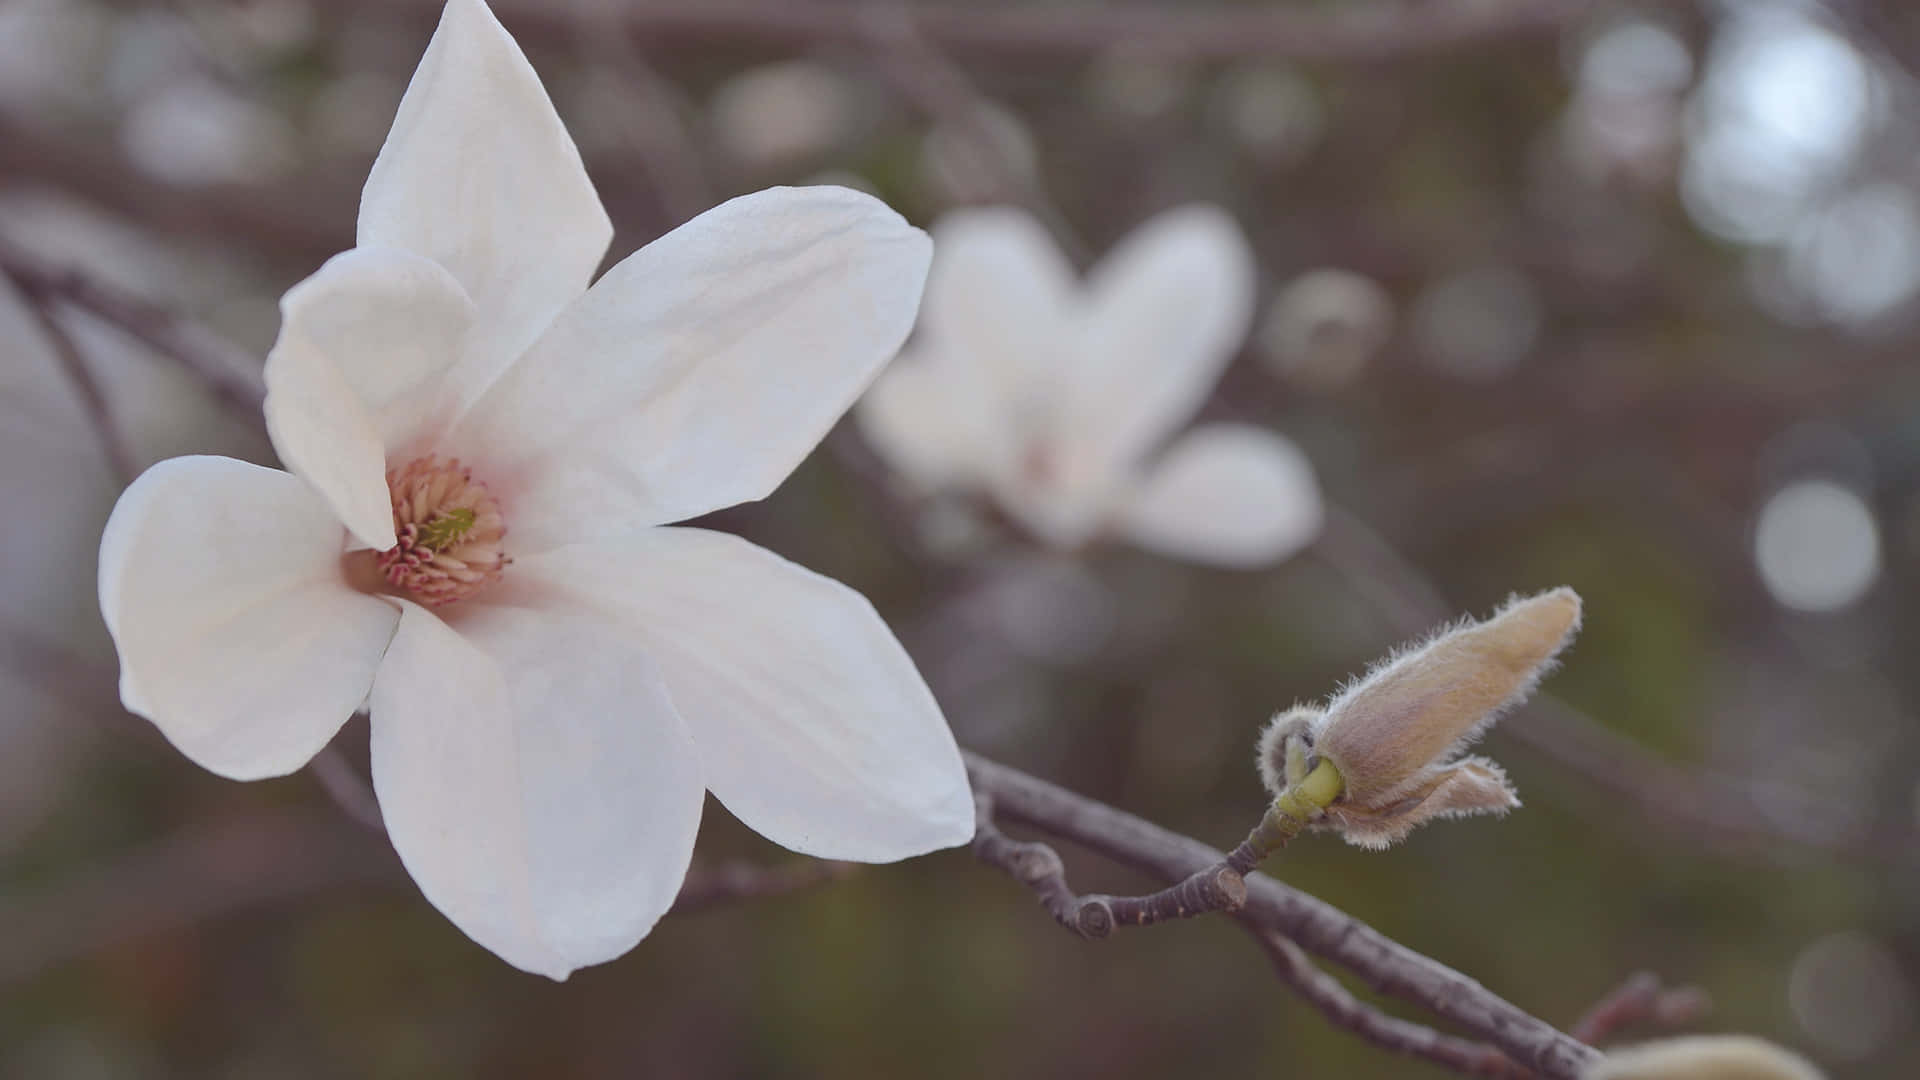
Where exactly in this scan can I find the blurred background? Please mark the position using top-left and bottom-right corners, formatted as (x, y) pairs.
(3, 0), (1919, 1076)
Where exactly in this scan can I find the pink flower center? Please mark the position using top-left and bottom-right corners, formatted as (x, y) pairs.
(375, 456), (508, 606)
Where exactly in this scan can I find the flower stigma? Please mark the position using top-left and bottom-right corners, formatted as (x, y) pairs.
(370, 456), (509, 606)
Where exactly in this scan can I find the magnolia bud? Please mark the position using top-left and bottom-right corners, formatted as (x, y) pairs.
(1258, 587), (1582, 848)
(1581, 1035), (1826, 1080)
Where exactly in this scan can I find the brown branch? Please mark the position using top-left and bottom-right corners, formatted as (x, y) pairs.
(1569, 971), (1711, 1046)
(348, 0), (1652, 65)
(964, 752), (1602, 1079)
(1251, 928), (1531, 1078)
(973, 792), (1247, 938)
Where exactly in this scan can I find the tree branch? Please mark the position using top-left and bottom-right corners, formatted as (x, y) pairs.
(1569, 971), (1711, 1046)
(972, 791), (1247, 938)
(1250, 928), (1530, 1078)
(964, 752), (1602, 1079)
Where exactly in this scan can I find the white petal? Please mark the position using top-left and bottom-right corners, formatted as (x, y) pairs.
(97, 456), (399, 780)
(368, 599), (704, 980)
(1064, 206), (1257, 475)
(264, 247), (475, 550)
(448, 186), (932, 549)
(920, 207), (1076, 404)
(358, 0), (611, 382)
(1116, 424), (1322, 568)
(510, 528), (973, 862)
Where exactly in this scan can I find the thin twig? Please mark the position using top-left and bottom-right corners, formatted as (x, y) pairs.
(1251, 928), (1530, 1078)
(964, 753), (1602, 1079)
(1569, 971), (1711, 1046)
(974, 791), (1247, 938)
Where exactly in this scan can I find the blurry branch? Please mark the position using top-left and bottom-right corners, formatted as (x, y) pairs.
(0, 812), (396, 986)
(1569, 971), (1711, 1046)
(0, 627), (121, 721)
(0, 243), (268, 422)
(0, 110), (352, 266)
(965, 752), (1603, 1079)
(358, 0), (1647, 64)
(0, 794), (855, 988)
(2, 258), (138, 484)
(857, 5), (1088, 260)
(567, 0), (717, 222)
(307, 747), (388, 833)
(1251, 929), (1530, 1078)
(1313, 506), (1909, 863)
(669, 858), (860, 915)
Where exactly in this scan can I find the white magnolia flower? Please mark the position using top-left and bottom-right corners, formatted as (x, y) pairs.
(857, 205), (1323, 568)
(96, 0), (971, 979)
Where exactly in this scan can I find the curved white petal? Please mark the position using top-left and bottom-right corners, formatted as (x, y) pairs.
(97, 456), (399, 780)
(448, 186), (932, 550)
(1117, 424), (1322, 568)
(265, 247), (475, 550)
(920, 207), (1076, 403)
(510, 528), (973, 862)
(855, 356), (1002, 493)
(369, 599), (704, 980)
(359, 0), (611, 383)
(1064, 205), (1257, 475)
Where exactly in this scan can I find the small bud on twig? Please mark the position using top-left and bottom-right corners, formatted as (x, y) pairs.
(1256, 587), (1582, 849)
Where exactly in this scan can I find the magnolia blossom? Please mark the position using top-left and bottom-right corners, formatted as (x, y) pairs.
(96, 0), (972, 979)
(857, 205), (1322, 568)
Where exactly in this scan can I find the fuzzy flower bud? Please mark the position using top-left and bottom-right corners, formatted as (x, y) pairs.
(1258, 587), (1582, 848)
(1581, 1035), (1825, 1080)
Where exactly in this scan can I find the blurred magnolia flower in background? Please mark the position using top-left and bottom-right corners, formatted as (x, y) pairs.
(709, 60), (865, 172)
(95, 0), (971, 980)
(858, 205), (1323, 568)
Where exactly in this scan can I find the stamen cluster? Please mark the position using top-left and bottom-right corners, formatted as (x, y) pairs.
(377, 456), (508, 605)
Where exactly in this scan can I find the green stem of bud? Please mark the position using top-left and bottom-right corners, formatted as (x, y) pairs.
(1231, 758), (1346, 872)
